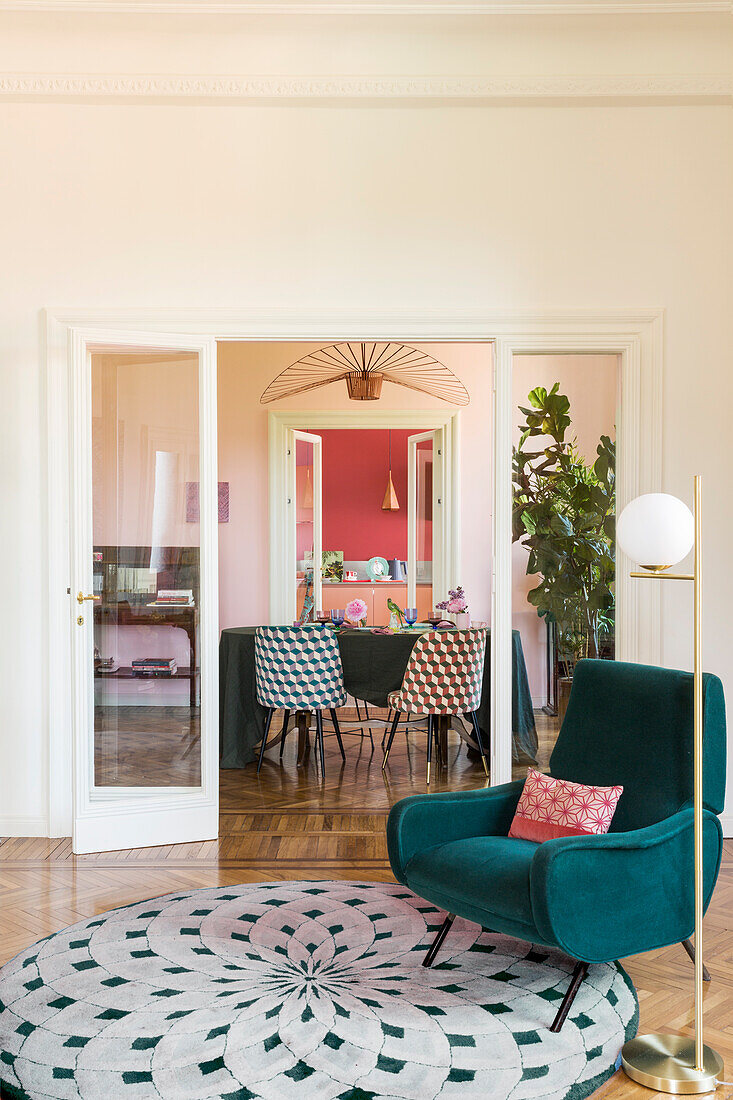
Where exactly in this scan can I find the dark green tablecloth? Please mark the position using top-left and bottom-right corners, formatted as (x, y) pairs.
(220, 627), (537, 769)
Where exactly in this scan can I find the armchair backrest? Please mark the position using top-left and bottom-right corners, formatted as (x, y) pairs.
(549, 659), (726, 832)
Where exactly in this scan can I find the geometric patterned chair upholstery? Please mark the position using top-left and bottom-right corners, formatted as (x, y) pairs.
(255, 626), (347, 710)
(383, 628), (489, 785)
(254, 626), (347, 776)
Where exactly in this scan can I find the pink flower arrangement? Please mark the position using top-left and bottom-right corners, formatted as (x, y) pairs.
(436, 586), (468, 614)
(345, 598), (368, 624)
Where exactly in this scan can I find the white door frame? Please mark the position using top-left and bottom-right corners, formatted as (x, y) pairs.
(288, 428), (323, 620)
(406, 430), (444, 610)
(45, 308), (662, 837)
(48, 322), (220, 848)
(268, 409), (461, 624)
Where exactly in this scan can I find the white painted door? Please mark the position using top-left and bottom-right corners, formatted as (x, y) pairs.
(288, 429), (323, 622)
(69, 328), (219, 854)
(407, 429), (445, 610)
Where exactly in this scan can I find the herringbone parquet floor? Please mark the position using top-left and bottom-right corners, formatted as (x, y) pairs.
(1, 715), (732, 1098)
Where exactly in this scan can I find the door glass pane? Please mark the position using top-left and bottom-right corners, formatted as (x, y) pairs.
(416, 437), (434, 611)
(511, 355), (618, 779)
(295, 437), (316, 622)
(91, 350), (201, 787)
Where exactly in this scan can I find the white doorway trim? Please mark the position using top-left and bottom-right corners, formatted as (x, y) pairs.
(44, 308), (662, 837)
(267, 409), (461, 624)
(492, 323), (662, 785)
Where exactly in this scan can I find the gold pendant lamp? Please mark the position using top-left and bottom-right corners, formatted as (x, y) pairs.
(382, 430), (400, 511)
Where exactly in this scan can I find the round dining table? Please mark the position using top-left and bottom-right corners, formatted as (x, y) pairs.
(219, 626), (538, 769)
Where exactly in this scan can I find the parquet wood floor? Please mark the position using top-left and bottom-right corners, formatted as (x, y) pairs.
(2, 711), (732, 1097)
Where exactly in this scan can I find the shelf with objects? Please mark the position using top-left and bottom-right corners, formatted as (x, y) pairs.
(92, 545), (200, 708)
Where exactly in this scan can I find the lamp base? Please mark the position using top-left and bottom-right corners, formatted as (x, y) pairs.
(621, 1033), (723, 1094)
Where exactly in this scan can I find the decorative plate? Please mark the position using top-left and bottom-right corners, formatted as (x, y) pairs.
(367, 556), (390, 581)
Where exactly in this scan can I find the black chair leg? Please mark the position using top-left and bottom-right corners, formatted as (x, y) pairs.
(422, 914), (455, 968)
(383, 708), (392, 748)
(363, 701), (374, 745)
(682, 938), (711, 981)
(315, 710), (326, 778)
(382, 710), (401, 771)
(426, 715), (434, 785)
(549, 961), (589, 1032)
(469, 712), (490, 777)
(279, 709), (291, 758)
(257, 708), (274, 773)
(330, 709), (346, 761)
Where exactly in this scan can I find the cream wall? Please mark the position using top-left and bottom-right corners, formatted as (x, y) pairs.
(1, 10), (732, 835)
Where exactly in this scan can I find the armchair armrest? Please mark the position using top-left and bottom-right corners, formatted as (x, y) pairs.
(530, 808), (723, 963)
(387, 780), (524, 885)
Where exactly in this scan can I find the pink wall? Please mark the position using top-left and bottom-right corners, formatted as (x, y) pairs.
(511, 354), (619, 705)
(217, 341), (494, 631)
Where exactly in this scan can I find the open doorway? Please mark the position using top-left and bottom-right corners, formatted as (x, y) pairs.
(217, 340), (497, 813)
(511, 353), (620, 780)
(291, 428), (437, 625)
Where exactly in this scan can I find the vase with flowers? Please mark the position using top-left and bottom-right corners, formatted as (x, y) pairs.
(436, 586), (470, 628)
(345, 598), (368, 627)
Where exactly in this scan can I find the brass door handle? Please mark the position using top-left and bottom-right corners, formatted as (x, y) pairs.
(77, 591), (101, 604)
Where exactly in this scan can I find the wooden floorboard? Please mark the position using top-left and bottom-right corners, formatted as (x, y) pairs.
(1, 715), (732, 1097)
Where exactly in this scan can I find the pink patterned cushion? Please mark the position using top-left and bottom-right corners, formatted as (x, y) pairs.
(509, 768), (623, 843)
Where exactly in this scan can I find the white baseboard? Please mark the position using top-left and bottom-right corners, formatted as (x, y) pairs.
(718, 813), (733, 838)
(0, 815), (49, 838)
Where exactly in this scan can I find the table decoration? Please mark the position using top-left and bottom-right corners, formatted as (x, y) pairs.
(346, 597), (368, 626)
(436, 585), (470, 627)
(387, 597), (406, 630)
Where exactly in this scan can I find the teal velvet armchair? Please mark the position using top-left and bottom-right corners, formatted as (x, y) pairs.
(387, 659), (726, 1031)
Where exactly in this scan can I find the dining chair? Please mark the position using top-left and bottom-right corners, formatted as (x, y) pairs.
(254, 625), (347, 776)
(382, 627), (489, 784)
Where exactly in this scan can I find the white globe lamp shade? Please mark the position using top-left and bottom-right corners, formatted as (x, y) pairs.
(617, 493), (694, 570)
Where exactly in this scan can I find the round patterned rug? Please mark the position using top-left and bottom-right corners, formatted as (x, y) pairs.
(0, 881), (637, 1100)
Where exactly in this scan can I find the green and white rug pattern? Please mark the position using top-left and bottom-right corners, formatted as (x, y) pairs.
(0, 880), (637, 1100)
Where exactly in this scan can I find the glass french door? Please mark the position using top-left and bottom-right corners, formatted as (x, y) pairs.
(70, 329), (218, 854)
(407, 429), (445, 611)
(289, 429), (322, 622)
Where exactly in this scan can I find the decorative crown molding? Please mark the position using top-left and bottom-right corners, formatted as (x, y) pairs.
(0, 0), (730, 12)
(0, 72), (731, 102)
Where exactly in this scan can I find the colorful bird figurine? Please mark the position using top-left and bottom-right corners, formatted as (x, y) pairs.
(386, 598), (405, 627)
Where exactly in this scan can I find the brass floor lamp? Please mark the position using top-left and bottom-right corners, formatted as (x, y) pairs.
(617, 477), (724, 1094)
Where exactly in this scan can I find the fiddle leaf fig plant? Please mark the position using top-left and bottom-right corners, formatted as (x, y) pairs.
(513, 383), (615, 663)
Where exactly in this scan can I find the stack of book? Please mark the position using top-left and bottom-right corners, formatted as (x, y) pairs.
(131, 657), (178, 678)
(148, 589), (195, 607)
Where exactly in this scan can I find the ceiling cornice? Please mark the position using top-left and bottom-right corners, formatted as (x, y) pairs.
(0, 1), (730, 13)
(0, 72), (730, 101)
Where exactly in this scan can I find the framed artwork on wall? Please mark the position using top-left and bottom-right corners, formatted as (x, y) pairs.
(186, 481), (230, 523)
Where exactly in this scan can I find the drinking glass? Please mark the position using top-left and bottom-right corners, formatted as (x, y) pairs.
(404, 607), (418, 627)
(330, 609), (345, 627)
(426, 611), (443, 629)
